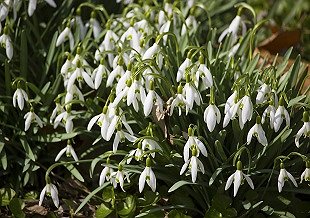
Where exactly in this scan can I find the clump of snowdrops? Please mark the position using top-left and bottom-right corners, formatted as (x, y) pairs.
(0, 0), (309, 217)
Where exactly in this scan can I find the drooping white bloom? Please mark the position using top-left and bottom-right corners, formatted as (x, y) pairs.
(218, 15), (246, 43)
(180, 151), (205, 183)
(56, 26), (74, 51)
(228, 43), (240, 58)
(262, 104), (276, 129)
(126, 146), (143, 164)
(55, 142), (78, 162)
(65, 85), (84, 104)
(90, 12), (102, 39)
(99, 159), (114, 186)
(177, 57), (192, 82)
(112, 127), (137, 153)
(67, 60), (94, 92)
(224, 91), (238, 114)
(134, 19), (153, 36)
(184, 80), (201, 111)
(157, 10), (166, 29)
(87, 106), (111, 140)
(93, 61), (109, 89)
(204, 104), (221, 132)
(239, 95), (253, 128)
(95, 29), (119, 65)
(106, 63), (125, 87)
(24, 110), (44, 131)
(139, 158), (156, 192)
(50, 102), (64, 124)
(295, 111), (310, 148)
(144, 89), (164, 117)
(75, 14), (87, 40)
(247, 116), (268, 146)
(181, 15), (198, 36)
(28, 0), (56, 17)
(54, 110), (75, 133)
(141, 138), (162, 158)
(197, 62), (213, 90)
(223, 97), (241, 128)
(12, 88), (28, 110)
(183, 127), (208, 162)
(170, 85), (190, 116)
(111, 165), (130, 192)
(278, 163), (297, 193)
(274, 97), (290, 132)
(120, 26), (141, 53)
(126, 79), (146, 112)
(159, 20), (171, 45)
(256, 83), (271, 104)
(0, 0), (11, 22)
(39, 182), (59, 208)
(142, 42), (159, 60)
(0, 28), (13, 60)
(225, 161), (254, 197)
(300, 164), (310, 183)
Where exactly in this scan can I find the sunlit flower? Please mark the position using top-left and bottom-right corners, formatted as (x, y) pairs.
(87, 106), (110, 140)
(278, 163), (297, 193)
(300, 161), (310, 183)
(106, 60), (125, 87)
(218, 15), (246, 43)
(55, 141), (78, 162)
(197, 58), (213, 90)
(120, 26), (141, 53)
(111, 125), (137, 153)
(183, 127), (208, 162)
(144, 81), (164, 117)
(50, 102), (64, 124)
(54, 109), (75, 133)
(170, 84), (190, 116)
(28, 0), (56, 17)
(67, 60), (94, 91)
(65, 85), (84, 104)
(225, 161), (254, 197)
(56, 26), (74, 51)
(111, 164), (130, 192)
(93, 59), (109, 89)
(184, 76), (201, 111)
(141, 138), (162, 158)
(247, 116), (268, 146)
(75, 8), (87, 40)
(126, 143), (143, 164)
(12, 88), (28, 110)
(204, 104), (221, 132)
(24, 109), (43, 131)
(39, 182), (59, 208)
(139, 157), (156, 192)
(239, 95), (253, 129)
(274, 97), (290, 132)
(295, 111), (310, 148)
(181, 15), (198, 36)
(142, 42), (159, 60)
(99, 158), (114, 186)
(180, 148), (205, 183)
(159, 20), (171, 44)
(262, 102), (276, 129)
(90, 11), (102, 39)
(177, 56), (192, 82)
(256, 83), (271, 104)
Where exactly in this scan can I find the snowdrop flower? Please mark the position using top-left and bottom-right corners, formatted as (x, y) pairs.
(141, 138), (162, 158)
(65, 85), (84, 104)
(139, 157), (156, 192)
(181, 15), (198, 36)
(115, 66), (132, 95)
(28, 0), (56, 17)
(223, 97), (241, 128)
(56, 25), (74, 51)
(95, 29), (119, 65)
(134, 19), (153, 36)
(170, 84), (190, 116)
(90, 11), (102, 39)
(60, 53), (73, 87)
(111, 124), (137, 153)
(180, 148), (205, 183)
(93, 59), (109, 89)
(87, 106), (111, 140)
(106, 59), (125, 87)
(159, 20), (171, 45)
(0, 27), (13, 60)
(247, 116), (268, 146)
(24, 109), (43, 131)
(204, 88), (221, 132)
(228, 43), (240, 58)
(12, 88), (28, 110)
(197, 56), (213, 90)
(183, 127), (208, 162)
(111, 164), (130, 192)
(157, 10), (166, 29)
(99, 158), (114, 186)
(55, 141), (78, 162)
(50, 102), (64, 124)
(126, 79), (146, 112)
(67, 60), (94, 91)
(261, 101), (276, 129)
(39, 182), (59, 208)
(224, 91), (238, 114)
(127, 142), (143, 164)
(218, 15), (246, 43)
(300, 161), (310, 183)
(142, 42), (159, 60)
(0, 0), (11, 22)
(75, 8), (87, 40)
(278, 163), (297, 193)
(274, 97), (290, 132)
(256, 83), (271, 104)
(184, 75), (201, 111)
(295, 111), (310, 148)
(177, 54), (192, 82)
(144, 81), (164, 117)
(238, 95), (253, 129)
(120, 26), (141, 53)
(54, 109), (75, 133)
(225, 161), (254, 197)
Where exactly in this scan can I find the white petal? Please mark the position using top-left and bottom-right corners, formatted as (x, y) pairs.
(195, 138), (208, 157)
(82, 71), (95, 89)
(149, 168), (156, 192)
(112, 133), (120, 153)
(39, 186), (46, 206)
(144, 91), (154, 116)
(55, 147), (67, 161)
(180, 160), (189, 175)
(139, 169), (147, 193)
(286, 171), (298, 187)
(44, 0), (56, 7)
(5, 38), (13, 60)
(50, 184), (59, 208)
(243, 173), (254, 189)
(247, 126), (255, 145)
(191, 157), (198, 183)
(225, 173), (235, 191)
(233, 170), (242, 197)
(28, 0), (37, 16)
(87, 114), (100, 131)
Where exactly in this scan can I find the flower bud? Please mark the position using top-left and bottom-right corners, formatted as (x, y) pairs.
(236, 160), (243, 170)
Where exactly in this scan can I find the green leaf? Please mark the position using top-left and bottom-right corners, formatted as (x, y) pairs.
(102, 186), (115, 204)
(20, 30), (28, 80)
(75, 183), (108, 214)
(9, 198), (25, 218)
(168, 181), (194, 193)
(287, 95), (306, 108)
(209, 166), (230, 186)
(204, 207), (223, 218)
(168, 210), (191, 218)
(30, 131), (83, 142)
(20, 138), (35, 161)
(0, 188), (16, 206)
(95, 204), (113, 218)
(64, 164), (84, 182)
(117, 195), (136, 217)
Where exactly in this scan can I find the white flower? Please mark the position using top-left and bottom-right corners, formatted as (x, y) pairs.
(87, 106), (110, 140)
(139, 158), (156, 192)
(12, 88), (28, 110)
(75, 14), (87, 40)
(197, 63), (213, 90)
(99, 159), (114, 186)
(141, 138), (162, 158)
(247, 116), (268, 146)
(65, 85), (84, 104)
(56, 26), (74, 51)
(112, 127), (137, 153)
(106, 64), (125, 87)
(181, 15), (198, 36)
(183, 128), (208, 162)
(126, 146), (143, 164)
(142, 42), (159, 60)
(184, 80), (201, 111)
(159, 20), (171, 45)
(180, 152), (205, 183)
(93, 61), (109, 89)
(274, 97), (290, 132)
(55, 142), (78, 162)
(39, 182), (59, 208)
(0, 0), (11, 22)
(225, 161), (254, 197)
(144, 83), (164, 117)
(228, 43), (240, 58)
(126, 79), (146, 112)
(218, 15), (246, 43)
(224, 91), (238, 114)
(0, 28), (13, 60)
(256, 83), (271, 104)
(50, 102), (64, 123)
(295, 111), (310, 148)
(170, 85), (190, 116)
(24, 110), (43, 131)
(90, 13), (102, 39)
(120, 26), (141, 53)
(95, 29), (119, 65)
(262, 104), (276, 129)
(115, 68), (131, 95)
(111, 165), (130, 192)
(204, 104), (221, 132)
(300, 164), (310, 183)
(177, 57), (192, 82)
(67, 60), (95, 91)
(28, 0), (56, 17)
(223, 98), (241, 128)
(54, 110), (75, 133)
(239, 95), (253, 128)
(278, 163), (297, 193)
